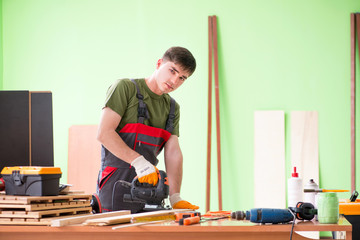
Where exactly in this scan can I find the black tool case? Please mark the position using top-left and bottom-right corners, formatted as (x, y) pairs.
(1, 166), (62, 196)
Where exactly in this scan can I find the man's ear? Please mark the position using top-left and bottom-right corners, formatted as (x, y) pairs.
(156, 59), (163, 69)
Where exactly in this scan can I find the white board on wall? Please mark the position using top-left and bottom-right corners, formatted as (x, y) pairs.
(290, 111), (319, 239)
(254, 111), (285, 208)
(290, 111), (319, 187)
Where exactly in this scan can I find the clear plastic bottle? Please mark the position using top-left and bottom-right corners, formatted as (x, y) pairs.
(287, 167), (303, 208)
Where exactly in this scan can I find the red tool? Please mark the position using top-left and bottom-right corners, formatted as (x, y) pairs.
(179, 216), (200, 226)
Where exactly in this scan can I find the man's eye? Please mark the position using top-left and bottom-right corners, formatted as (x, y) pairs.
(170, 69), (175, 73)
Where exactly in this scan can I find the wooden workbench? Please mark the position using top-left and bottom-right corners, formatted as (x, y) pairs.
(0, 217), (352, 240)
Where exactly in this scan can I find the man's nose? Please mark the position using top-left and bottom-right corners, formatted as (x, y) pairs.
(170, 76), (179, 85)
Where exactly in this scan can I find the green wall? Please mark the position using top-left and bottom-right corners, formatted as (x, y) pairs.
(2, 0), (360, 212)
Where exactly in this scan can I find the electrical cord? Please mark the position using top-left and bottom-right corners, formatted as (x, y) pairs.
(288, 208), (296, 240)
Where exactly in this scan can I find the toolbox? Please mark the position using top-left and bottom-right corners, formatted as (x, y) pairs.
(339, 199), (360, 240)
(1, 166), (62, 196)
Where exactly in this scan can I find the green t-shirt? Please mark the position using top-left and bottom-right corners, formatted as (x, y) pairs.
(104, 78), (180, 136)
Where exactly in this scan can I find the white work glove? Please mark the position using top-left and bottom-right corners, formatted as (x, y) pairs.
(170, 193), (199, 210)
(131, 155), (159, 186)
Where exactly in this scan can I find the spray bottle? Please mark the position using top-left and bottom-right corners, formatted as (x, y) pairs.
(304, 179), (319, 206)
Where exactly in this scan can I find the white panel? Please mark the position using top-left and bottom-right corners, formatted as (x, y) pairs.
(291, 111), (319, 187)
(254, 111), (285, 208)
(291, 111), (319, 239)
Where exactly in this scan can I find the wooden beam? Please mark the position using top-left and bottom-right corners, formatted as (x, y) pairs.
(350, 13), (356, 193)
(206, 15), (213, 213)
(212, 15), (223, 211)
(206, 15), (222, 211)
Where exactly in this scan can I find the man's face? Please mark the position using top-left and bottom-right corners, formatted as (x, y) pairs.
(154, 59), (190, 94)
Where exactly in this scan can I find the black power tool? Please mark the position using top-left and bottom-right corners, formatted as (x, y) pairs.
(119, 170), (170, 211)
(91, 170), (170, 213)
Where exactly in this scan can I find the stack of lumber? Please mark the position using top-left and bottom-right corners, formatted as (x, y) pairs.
(0, 194), (93, 225)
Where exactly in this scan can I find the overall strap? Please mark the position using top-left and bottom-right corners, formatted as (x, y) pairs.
(165, 97), (176, 133)
(131, 79), (176, 133)
(131, 79), (149, 124)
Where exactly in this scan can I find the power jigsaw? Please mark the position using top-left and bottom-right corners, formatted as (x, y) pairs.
(120, 170), (170, 211)
(91, 170), (170, 213)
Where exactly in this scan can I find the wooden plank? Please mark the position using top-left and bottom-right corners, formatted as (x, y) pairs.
(206, 15), (213, 214)
(0, 200), (90, 211)
(0, 194), (92, 204)
(254, 111), (285, 208)
(290, 111), (319, 186)
(51, 210), (131, 227)
(290, 111), (319, 240)
(84, 209), (191, 226)
(212, 15), (222, 211)
(354, 12), (360, 193)
(0, 206), (92, 219)
(68, 125), (101, 194)
(0, 217), (56, 226)
(0, 213), (92, 226)
(351, 13), (356, 193)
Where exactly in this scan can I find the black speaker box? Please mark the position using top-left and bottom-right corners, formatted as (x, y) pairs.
(0, 91), (54, 175)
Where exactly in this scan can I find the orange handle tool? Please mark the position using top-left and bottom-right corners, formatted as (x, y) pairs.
(175, 212), (201, 222)
(179, 216), (200, 226)
(175, 213), (193, 222)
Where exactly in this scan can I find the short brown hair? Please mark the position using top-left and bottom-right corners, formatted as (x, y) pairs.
(162, 47), (196, 76)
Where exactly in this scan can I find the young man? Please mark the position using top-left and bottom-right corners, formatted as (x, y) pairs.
(96, 47), (199, 213)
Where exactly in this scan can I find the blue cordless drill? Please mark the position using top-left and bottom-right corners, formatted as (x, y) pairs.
(231, 202), (317, 224)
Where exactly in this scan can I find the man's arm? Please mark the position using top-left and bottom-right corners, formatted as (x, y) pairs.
(97, 107), (140, 163)
(164, 135), (199, 209)
(164, 135), (183, 195)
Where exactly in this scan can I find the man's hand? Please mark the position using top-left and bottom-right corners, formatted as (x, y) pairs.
(170, 193), (199, 210)
(131, 156), (159, 186)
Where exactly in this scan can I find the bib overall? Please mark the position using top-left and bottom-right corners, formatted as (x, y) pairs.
(97, 80), (175, 213)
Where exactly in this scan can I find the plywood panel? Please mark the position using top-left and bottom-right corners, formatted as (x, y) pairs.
(290, 111), (319, 239)
(68, 125), (101, 194)
(254, 111), (285, 208)
(290, 111), (319, 186)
